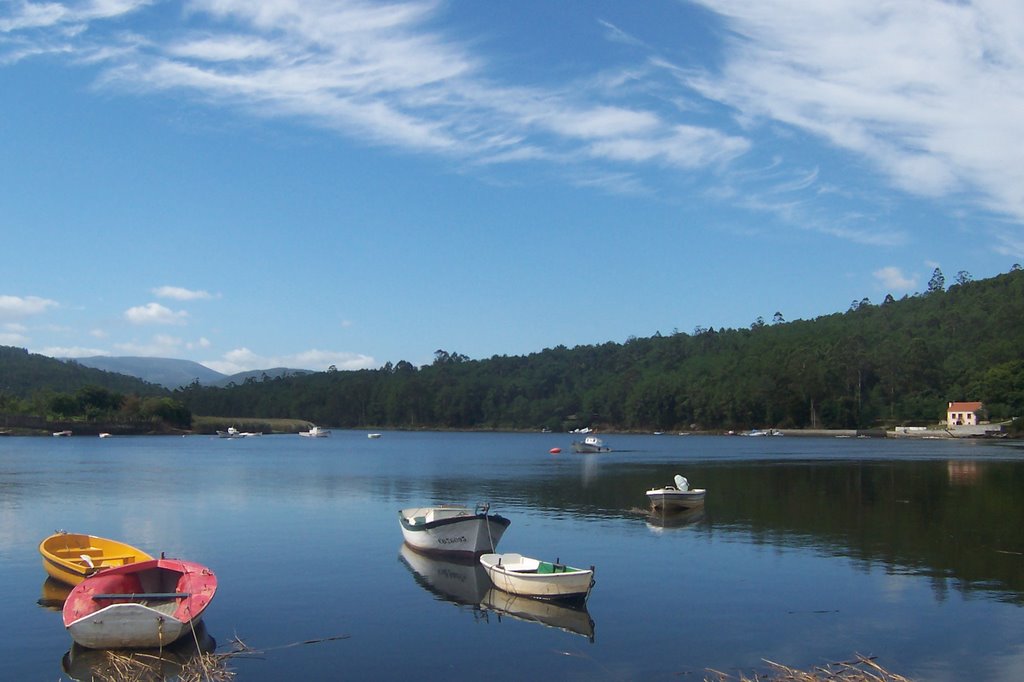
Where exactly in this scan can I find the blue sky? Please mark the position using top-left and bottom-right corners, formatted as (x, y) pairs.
(2, 0), (1022, 374)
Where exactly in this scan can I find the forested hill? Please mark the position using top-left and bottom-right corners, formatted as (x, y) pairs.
(0, 346), (167, 398)
(175, 267), (1024, 432)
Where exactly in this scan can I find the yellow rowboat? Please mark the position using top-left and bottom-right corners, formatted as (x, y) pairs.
(39, 532), (154, 586)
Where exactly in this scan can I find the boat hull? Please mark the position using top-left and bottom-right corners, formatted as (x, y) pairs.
(63, 558), (217, 649)
(570, 443), (610, 453)
(646, 488), (706, 511)
(66, 602), (194, 649)
(62, 620), (215, 681)
(399, 506), (510, 557)
(479, 553), (594, 603)
(39, 532), (154, 586)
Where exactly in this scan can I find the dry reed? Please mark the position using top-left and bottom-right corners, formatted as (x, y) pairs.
(706, 655), (912, 682)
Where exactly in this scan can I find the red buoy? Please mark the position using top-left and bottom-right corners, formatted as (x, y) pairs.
(549, 447), (562, 454)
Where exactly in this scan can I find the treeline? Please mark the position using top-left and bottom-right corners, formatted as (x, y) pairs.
(0, 347), (190, 430)
(0, 346), (165, 396)
(175, 267), (1024, 432)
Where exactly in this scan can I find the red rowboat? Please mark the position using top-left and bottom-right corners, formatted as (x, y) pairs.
(63, 557), (217, 649)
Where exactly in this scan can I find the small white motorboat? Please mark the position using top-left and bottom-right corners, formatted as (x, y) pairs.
(299, 425), (330, 437)
(217, 427), (262, 438)
(479, 553), (595, 603)
(570, 435), (611, 453)
(399, 504), (510, 557)
(367, 433), (382, 439)
(646, 474), (706, 511)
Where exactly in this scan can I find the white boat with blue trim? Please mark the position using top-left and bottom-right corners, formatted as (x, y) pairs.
(399, 504), (510, 557)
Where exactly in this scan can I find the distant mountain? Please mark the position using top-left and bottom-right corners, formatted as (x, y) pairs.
(73, 356), (226, 389)
(215, 367), (313, 387)
(72, 356), (313, 389)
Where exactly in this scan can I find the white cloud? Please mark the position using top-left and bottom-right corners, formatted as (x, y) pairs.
(114, 333), (184, 356)
(873, 266), (918, 292)
(3, 0), (751, 184)
(686, 0), (1024, 224)
(5, 0), (1024, 250)
(40, 345), (108, 358)
(0, 0), (149, 32)
(0, 331), (29, 345)
(152, 285), (214, 301)
(202, 346), (375, 375)
(124, 302), (188, 325)
(0, 294), (58, 320)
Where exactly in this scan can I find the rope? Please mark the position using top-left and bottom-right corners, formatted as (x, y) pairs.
(483, 502), (495, 552)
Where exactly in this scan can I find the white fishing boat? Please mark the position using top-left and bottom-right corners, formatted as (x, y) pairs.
(299, 425), (330, 438)
(570, 435), (611, 453)
(646, 474), (706, 511)
(399, 504), (510, 557)
(53, 430), (72, 437)
(217, 427), (262, 438)
(367, 433), (382, 439)
(479, 553), (595, 603)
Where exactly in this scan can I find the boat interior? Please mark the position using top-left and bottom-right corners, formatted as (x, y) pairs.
(496, 553), (582, 575)
(46, 538), (140, 569)
(404, 506), (471, 525)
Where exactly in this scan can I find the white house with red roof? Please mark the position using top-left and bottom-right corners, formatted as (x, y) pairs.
(946, 401), (985, 427)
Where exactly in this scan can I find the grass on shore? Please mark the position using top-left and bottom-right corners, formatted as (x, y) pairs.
(190, 415), (312, 435)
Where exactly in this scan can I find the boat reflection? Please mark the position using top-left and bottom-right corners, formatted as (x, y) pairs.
(645, 505), (705, 533)
(481, 588), (595, 642)
(37, 577), (73, 611)
(399, 543), (490, 605)
(399, 544), (595, 641)
(61, 620), (216, 682)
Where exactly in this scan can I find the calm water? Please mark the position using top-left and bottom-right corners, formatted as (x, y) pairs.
(1, 432), (1023, 680)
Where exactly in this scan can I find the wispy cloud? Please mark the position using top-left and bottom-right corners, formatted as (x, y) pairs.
(114, 333), (186, 356)
(0, 328), (29, 345)
(124, 302), (188, 325)
(152, 285), (215, 301)
(3, 0), (1024, 249)
(0, 294), (58, 319)
(203, 346), (376, 375)
(684, 0), (1024, 225)
(0, 1), (751, 183)
(41, 345), (107, 358)
(873, 266), (918, 292)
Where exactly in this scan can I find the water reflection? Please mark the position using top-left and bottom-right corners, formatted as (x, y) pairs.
(37, 577), (72, 612)
(61, 620), (217, 682)
(947, 460), (981, 485)
(398, 543), (489, 606)
(481, 588), (595, 642)
(645, 506), (705, 533)
(398, 544), (596, 641)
